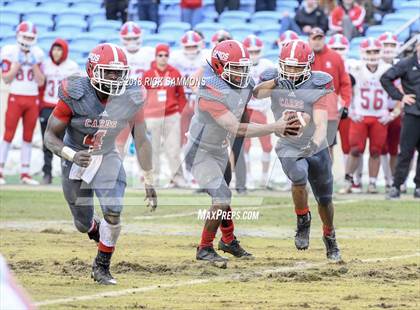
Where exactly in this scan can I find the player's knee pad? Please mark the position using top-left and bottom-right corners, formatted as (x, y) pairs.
(209, 184), (232, 206)
(288, 168), (307, 186)
(350, 147), (361, 157)
(73, 218), (92, 233)
(103, 212), (121, 225)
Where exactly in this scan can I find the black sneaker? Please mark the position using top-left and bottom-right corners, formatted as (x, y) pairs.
(218, 238), (253, 259)
(295, 211), (311, 250)
(91, 259), (116, 285)
(414, 188), (420, 199)
(88, 217), (100, 243)
(322, 232), (342, 262)
(41, 174), (52, 185)
(386, 186), (400, 200)
(196, 246), (228, 262)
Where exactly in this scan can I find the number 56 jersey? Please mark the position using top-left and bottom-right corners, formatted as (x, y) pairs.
(348, 61), (391, 117)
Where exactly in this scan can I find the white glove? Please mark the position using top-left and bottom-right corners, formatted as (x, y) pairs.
(378, 112), (394, 125)
(349, 111), (363, 122)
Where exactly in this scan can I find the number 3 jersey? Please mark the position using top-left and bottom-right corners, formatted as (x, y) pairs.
(56, 76), (145, 155)
(348, 61), (391, 117)
(41, 39), (80, 106)
(1, 44), (44, 96)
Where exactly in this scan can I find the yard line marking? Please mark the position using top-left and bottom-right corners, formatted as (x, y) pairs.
(34, 252), (420, 307)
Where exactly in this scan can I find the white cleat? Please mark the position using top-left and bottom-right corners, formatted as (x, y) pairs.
(0, 177), (6, 185)
(367, 182), (378, 194)
(21, 175), (39, 185)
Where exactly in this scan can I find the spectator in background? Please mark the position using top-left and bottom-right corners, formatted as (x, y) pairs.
(215, 0), (240, 15)
(142, 44), (187, 187)
(105, 0), (129, 23)
(308, 27), (352, 161)
(329, 0), (366, 39)
(319, 0), (336, 15)
(372, 0), (394, 24)
(39, 39), (79, 184)
(381, 38), (420, 199)
(138, 0), (159, 25)
(181, 0), (203, 28)
(280, 0), (328, 35)
(255, 0), (276, 11)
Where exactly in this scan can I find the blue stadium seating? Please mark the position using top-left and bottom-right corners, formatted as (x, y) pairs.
(37, 2), (69, 15)
(348, 49), (360, 60)
(0, 24), (15, 38)
(0, 36), (16, 46)
(366, 25), (394, 38)
(219, 11), (250, 25)
(72, 2), (102, 12)
(228, 23), (258, 40)
(137, 20), (157, 34)
(88, 12), (107, 24)
(259, 24), (281, 37)
(264, 49), (279, 63)
(143, 34), (174, 47)
(350, 37), (364, 50)
(201, 11), (218, 23)
(159, 11), (182, 24)
(251, 11), (281, 26)
(195, 22), (222, 40)
(23, 11), (54, 27)
(90, 20), (122, 32)
(56, 21), (87, 33)
(277, 0), (299, 12)
(56, 12), (86, 24)
(159, 22), (191, 37)
(1, 11), (21, 25)
(3, 0), (37, 11)
(382, 13), (411, 25)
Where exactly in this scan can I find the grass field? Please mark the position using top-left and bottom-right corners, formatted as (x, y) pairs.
(0, 187), (419, 309)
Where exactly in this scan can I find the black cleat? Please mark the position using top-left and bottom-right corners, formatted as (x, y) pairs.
(91, 259), (116, 285)
(386, 186), (400, 200)
(196, 246), (228, 263)
(295, 212), (311, 250)
(87, 217), (100, 243)
(218, 238), (253, 259)
(323, 232), (342, 262)
(414, 188), (420, 199)
(41, 174), (52, 185)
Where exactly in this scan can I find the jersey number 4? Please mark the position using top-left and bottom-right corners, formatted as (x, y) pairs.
(360, 88), (384, 110)
(83, 130), (107, 151)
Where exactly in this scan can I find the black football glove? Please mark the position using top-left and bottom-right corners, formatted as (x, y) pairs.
(339, 107), (348, 120)
(274, 77), (295, 90)
(145, 185), (157, 212)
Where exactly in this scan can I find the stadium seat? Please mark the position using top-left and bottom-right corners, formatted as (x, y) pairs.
(195, 22), (221, 40)
(56, 12), (86, 24)
(349, 37), (364, 50)
(251, 11), (281, 26)
(143, 34), (174, 47)
(219, 11), (251, 25)
(201, 11), (218, 23)
(0, 25), (15, 39)
(69, 50), (85, 61)
(240, 0), (255, 13)
(71, 0), (103, 5)
(23, 12), (54, 28)
(159, 22), (191, 36)
(3, 0), (37, 11)
(56, 24), (87, 33)
(382, 13), (411, 25)
(277, 0), (299, 12)
(71, 39), (101, 52)
(1, 11), (21, 25)
(159, 11), (182, 24)
(264, 49), (279, 63)
(88, 12), (107, 24)
(90, 20), (122, 32)
(64, 5), (104, 17)
(348, 48), (360, 60)
(366, 25), (393, 38)
(37, 2), (69, 15)
(137, 20), (157, 34)
(228, 23), (258, 40)
(72, 2), (102, 11)
(259, 24), (281, 37)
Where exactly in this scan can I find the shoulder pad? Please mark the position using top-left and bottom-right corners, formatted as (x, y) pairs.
(248, 78), (256, 89)
(58, 75), (86, 102)
(311, 71), (333, 87)
(259, 67), (278, 82)
(125, 83), (145, 107)
(199, 72), (230, 103)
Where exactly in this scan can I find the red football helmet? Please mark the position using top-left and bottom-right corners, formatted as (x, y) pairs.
(211, 30), (232, 47)
(86, 43), (130, 96)
(120, 21), (142, 52)
(360, 37), (382, 66)
(277, 30), (299, 48)
(16, 21), (37, 51)
(180, 30), (202, 59)
(327, 34), (349, 59)
(242, 34), (263, 64)
(211, 39), (251, 88)
(377, 32), (399, 62)
(278, 40), (314, 85)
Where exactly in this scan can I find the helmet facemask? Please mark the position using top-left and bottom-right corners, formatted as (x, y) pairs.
(362, 48), (381, 66)
(221, 59), (251, 88)
(183, 44), (200, 60)
(248, 49), (261, 65)
(278, 59), (311, 86)
(17, 32), (36, 52)
(122, 35), (141, 53)
(90, 64), (130, 96)
(331, 47), (348, 60)
(382, 42), (398, 62)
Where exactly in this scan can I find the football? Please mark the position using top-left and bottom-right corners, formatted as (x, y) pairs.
(282, 111), (311, 136)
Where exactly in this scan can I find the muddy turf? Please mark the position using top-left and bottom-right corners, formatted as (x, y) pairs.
(0, 188), (419, 309)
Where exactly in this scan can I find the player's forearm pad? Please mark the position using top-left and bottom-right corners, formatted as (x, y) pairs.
(61, 146), (76, 162)
(143, 169), (154, 186)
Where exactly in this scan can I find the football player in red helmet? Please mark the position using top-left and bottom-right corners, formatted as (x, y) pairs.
(254, 40), (342, 261)
(327, 33), (350, 60)
(0, 21), (45, 185)
(277, 30), (300, 49)
(44, 43), (157, 285)
(377, 32), (399, 64)
(187, 40), (297, 263)
(211, 29), (233, 47)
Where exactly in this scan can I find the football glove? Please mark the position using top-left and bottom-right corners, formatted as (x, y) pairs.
(339, 107), (348, 120)
(145, 185), (157, 212)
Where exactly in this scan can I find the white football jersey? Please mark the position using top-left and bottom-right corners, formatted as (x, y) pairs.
(41, 58), (80, 104)
(123, 46), (154, 80)
(1, 44), (44, 96)
(248, 58), (274, 112)
(169, 49), (207, 78)
(348, 60), (391, 117)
